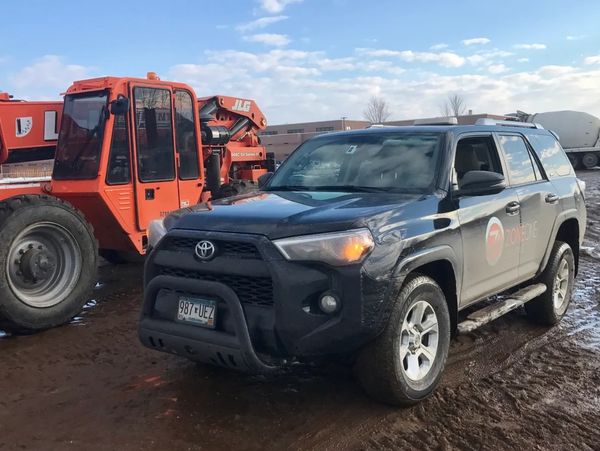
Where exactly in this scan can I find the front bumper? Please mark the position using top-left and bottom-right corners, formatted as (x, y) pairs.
(139, 229), (391, 372)
(140, 276), (279, 373)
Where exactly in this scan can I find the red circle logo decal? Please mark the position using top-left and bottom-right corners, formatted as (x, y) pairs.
(485, 217), (505, 266)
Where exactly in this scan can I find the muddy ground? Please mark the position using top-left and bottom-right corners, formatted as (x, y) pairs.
(1, 171), (600, 451)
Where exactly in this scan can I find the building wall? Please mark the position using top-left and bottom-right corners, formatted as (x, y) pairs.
(261, 114), (508, 161)
(385, 113), (506, 126)
(260, 119), (370, 160)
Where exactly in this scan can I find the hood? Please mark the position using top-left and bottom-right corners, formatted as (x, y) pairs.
(166, 190), (424, 239)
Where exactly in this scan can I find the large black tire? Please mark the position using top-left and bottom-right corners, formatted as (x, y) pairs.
(525, 241), (575, 326)
(354, 274), (451, 406)
(581, 152), (599, 170)
(0, 195), (98, 333)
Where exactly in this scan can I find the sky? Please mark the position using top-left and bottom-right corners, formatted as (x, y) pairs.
(1, 0), (600, 124)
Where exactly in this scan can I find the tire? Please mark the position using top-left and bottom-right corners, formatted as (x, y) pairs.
(525, 241), (574, 326)
(0, 195), (98, 333)
(581, 152), (599, 170)
(567, 153), (581, 170)
(354, 274), (451, 406)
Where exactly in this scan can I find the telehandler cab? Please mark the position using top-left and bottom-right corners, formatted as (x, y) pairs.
(0, 74), (273, 332)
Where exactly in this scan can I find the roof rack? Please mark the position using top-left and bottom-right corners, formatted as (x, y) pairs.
(475, 118), (544, 129)
(414, 116), (458, 126)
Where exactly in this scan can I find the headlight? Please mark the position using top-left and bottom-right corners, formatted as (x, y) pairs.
(147, 218), (167, 249)
(274, 229), (374, 266)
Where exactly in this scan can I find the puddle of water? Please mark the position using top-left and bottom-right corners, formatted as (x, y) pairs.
(581, 246), (600, 260)
(83, 299), (98, 309)
(566, 265), (600, 349)
(69, 299), (98, 326)
(0, 330), (10, 339)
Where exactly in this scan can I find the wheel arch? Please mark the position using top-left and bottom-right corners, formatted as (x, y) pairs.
(393, 246), (460, 335)
(540, 214), (580, 276)
(554, 218), (580, 275)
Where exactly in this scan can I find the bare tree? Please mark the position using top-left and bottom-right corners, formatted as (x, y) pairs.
(363, 96), (392, 123)
(441, 93), (467, 117)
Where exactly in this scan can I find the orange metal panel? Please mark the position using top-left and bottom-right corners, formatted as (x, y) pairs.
(0, 96), (62, 163)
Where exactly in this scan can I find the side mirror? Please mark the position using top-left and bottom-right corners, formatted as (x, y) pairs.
(258, 172), (273, 189)
(457, 170), (506, 196)
(110, 95), (130, 115)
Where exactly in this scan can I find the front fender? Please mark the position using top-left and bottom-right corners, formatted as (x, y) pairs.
(369, 245), (461, 336)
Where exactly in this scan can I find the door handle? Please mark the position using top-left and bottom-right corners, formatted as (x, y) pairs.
(545, 193), (559, 204)
(145, 188), (155, 200)
(505, 201), (520, 214)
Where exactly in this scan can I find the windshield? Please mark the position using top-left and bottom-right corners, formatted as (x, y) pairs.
(267, 132), (443, 193)
(53, 91), (108, 180)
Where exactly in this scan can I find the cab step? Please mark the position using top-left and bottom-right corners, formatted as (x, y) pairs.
(457, 283), (547, 334)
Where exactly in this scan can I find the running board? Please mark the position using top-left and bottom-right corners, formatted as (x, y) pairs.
(458, 283), (547, 334)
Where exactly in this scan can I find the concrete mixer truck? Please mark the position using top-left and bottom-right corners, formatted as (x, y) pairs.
(513, 110), (600, 169)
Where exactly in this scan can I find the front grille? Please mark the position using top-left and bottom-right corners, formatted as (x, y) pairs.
(157, 265), (273, 307)
(165, 237), (261, 259)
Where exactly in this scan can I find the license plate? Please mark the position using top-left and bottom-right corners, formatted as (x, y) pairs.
(177, 297), (216, 328)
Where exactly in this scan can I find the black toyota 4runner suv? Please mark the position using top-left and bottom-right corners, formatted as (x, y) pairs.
(139, 121), (586, 405)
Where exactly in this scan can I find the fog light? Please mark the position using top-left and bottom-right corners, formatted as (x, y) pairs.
(319, 294), (340, 314)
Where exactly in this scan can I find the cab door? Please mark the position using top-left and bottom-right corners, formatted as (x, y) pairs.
(454, 133), (521, 305)
(130, 85), (180, 229)
(174, 89), (204, 208)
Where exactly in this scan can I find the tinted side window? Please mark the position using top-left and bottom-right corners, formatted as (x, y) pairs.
(175, 91), (200, 180)
(134, 87), (175, 182)
(527, 134), (573, 178)
(454, 136), (503, 186)
(498, 135), (537, 185)
(106, 114), (131, 185)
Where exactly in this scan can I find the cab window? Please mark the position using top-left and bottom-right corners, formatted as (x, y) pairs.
(133, 87), (175, 182)
(53, 91), (108, 180)
(498, 135), (538, 185)
(106, 114), (131, 185)
(454, 136), (503, 187)
(174, 90), (200, 180)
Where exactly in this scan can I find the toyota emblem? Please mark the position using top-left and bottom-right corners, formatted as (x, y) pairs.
(195, 240), (217, 261)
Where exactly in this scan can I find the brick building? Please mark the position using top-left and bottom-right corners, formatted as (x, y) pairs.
(260, 114), (506, 161)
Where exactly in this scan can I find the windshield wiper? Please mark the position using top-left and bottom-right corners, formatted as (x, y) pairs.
(267, 185), (391, 193)
(311, 185), (395, 192)
(265, 185), (312, 191)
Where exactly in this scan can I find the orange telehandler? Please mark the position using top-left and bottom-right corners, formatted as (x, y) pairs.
(0, 74), (274, 332)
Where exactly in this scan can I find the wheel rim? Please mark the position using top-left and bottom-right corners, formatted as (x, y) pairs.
(6, 222), (82, 308)
(582, 153), (598, 169)
(400, 300), (439, 382)
(553, 257), (570, 312)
